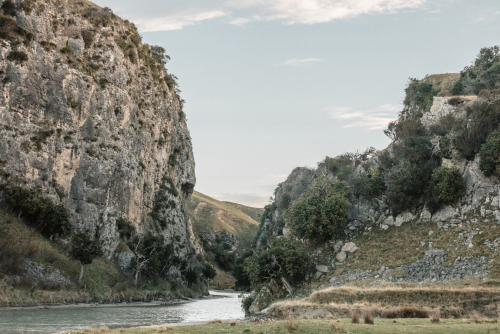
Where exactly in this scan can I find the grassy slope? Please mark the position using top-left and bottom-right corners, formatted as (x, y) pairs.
(0, 208), (200, 307)
(67, 319), (500, 334)
(187, 191), (262, 251)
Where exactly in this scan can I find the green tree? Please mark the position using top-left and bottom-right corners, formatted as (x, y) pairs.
(2, 183), (70, 238)
(243, 238), (313, 289)
(480, 130), (500, 176)
(70, 231), (103, 283)
(286, 177), (351, 242)
(426, 167), (466, 213)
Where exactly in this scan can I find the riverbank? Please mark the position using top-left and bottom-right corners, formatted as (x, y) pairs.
(0, 291), (246, 334)
(61, 318), (500, 334)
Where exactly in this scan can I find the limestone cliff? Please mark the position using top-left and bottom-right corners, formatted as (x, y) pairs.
(0, 0), (197, 261)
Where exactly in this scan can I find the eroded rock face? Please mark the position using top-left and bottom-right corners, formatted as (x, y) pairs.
(0, 1), (196, 261)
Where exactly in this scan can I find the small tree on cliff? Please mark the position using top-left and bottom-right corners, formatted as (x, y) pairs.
(70, 231), (103, 283)
(286, 177), (351, 243)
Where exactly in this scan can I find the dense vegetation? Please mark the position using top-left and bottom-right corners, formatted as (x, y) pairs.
(243, 238), (313, 289)
(286, 177), (351, 242)
(243, 46), (500, 302)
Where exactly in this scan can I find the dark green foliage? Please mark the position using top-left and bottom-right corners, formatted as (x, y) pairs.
(40, 40), (56, 51)
(150, 176), (179, 228)
(351, 167), (386, 200)
(99, 78), (109, 88)
(439, 135), (452, 159)
(243, 238), (313, 288)
(480, 130), (500, 176)
(82, 30), (95, 48)
(1, 183), (71, 238)
(202, 262), (216, 281)
(425, 167), (466, 213)
(385, 159), (426, 216)
(70, 231), (103, 266)
(0, 14), (34, 45)
(1, 0), (17, 16)
(234, 250), (253, 289)
(117, 217), (136, 241)
(454, 98), (500, 160)
(202, 237), (236, 272)
(165, 73), (177, 90)
(403, 78), (438, 113)
(7, 50), (27, 63)
(241, 294), (255, 312)
(384, 118), (439, 215)
(128, 233), (174, 280)
(60, 47), (73, 55)
(451, 46), (500, 95)
(286, 177), (351, 242)
(150, 45), (170, 65)
(319, 148), (376, 181)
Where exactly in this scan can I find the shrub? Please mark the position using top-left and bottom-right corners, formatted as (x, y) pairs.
(117, 217), (135, 241)
(480, 130), (500, 176)
(404, 78), (437, 113)
(451, 46), (500, 95)
(385, 159), (426, 216)
(363, 310), (375, 325)
(70, 231), (103, 283)
(454, 100), (500, 160)
(60, 46), (73, 54)
(243, 237), (313, 288)
(81, 30), (95, 48)
(426, 167), (465, 212)
(7, 50), (28, 63)
(351, 310), (360, 324)
(241, 294), (255, 312)
(0, 14), (34, 45)
(1, 183), (71, 238)
(351, 167), (385, 199)
(286, 176), (351, 242)
(1, 0), (17, 16)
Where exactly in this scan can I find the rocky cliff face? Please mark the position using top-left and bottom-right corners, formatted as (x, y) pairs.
(0, 0), (196, 260)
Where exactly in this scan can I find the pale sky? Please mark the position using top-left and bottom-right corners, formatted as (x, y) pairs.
(94, 0), (500, 208)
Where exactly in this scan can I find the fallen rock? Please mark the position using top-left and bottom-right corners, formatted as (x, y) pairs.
(341, 242), (358, 253)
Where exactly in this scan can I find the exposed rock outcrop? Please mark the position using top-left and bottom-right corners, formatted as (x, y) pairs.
(0, 0), (197, 265)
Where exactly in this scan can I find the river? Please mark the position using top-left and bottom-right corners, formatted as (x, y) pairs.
(0, 291), (246, 334)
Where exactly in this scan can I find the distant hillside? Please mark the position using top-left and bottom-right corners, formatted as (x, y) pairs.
(188, 191), (262, 251)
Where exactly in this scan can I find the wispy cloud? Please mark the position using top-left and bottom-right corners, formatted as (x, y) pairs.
(135, 10), (228, 32)
(328, 104), (400, 130)
(282, 58), (325, 66)
(227, 0), (426, 25)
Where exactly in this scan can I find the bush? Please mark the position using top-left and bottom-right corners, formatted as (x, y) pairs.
(454, 100), (500, 160)
(81, 30), (95, 48)
(385, 159), (426, 216)
(1, 183), (71, 238)
(7, 50), (28, 63)
(426, 167), (466, 213)
(117, 217), (136, 240)
(480, 130), (500, 176)
(351, 167), (385, 199)
(286, 176), (351, 242)
(0, 14), (34, 45)
(451, 46), (500, 95)
(403, 78), (437, 113)
(243, 237), (313, 288)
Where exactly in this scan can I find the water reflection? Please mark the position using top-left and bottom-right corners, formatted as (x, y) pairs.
(0, 291), (245, 334)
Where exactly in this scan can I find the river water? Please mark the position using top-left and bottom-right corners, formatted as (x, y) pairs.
(0, 291), (246, 334)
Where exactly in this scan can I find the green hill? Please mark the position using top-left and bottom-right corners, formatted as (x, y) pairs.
(188, 191), (263, 251)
